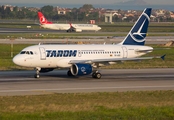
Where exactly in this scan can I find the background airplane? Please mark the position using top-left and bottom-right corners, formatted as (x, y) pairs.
(37, 11), (101, 32)
(13, 8), (164, 79)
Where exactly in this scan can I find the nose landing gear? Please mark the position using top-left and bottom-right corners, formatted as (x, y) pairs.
(34, 67), (40, 78)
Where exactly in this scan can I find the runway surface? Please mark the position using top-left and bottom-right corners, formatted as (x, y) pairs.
(0, 28), (62, 33)
(0, 28), (174, 44)
(0, 28), (125, 34)
(0, 68), (174, 96)
(0, 28), (174, 35)
(1, 36), (174, 45)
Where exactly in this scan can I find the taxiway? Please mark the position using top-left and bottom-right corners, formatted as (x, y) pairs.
(0, 68), (174, 96)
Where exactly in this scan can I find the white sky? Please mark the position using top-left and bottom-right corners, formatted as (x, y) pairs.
(0, 0), (174, 5)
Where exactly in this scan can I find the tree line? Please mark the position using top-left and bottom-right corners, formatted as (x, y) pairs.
(0, 4), (101, 22)
(0, 4), (173, 22)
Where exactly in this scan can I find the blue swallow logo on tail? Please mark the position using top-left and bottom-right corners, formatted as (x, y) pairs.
(121, 8), (152, 45)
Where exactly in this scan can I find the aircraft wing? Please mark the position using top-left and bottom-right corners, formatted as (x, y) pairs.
(135, 49), (153, 53)
(68, 56), (160, 64)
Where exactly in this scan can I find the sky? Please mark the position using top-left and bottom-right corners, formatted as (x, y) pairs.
(0, 0), (174, 5)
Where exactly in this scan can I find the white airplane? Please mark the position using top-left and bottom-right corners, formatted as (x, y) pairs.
(37, 11), (101, 32)
(13, 8), (164, 79)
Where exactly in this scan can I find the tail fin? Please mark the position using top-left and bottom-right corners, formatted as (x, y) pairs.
(37, 11), (52, 24)
(120, 8), (152, 45)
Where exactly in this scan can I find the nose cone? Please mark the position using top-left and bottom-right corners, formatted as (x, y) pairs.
(13, 56), (19, 65)
(98, 27), (101, 31)
(13, 55), (23, 66)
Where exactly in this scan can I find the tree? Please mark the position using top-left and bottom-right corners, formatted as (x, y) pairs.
(13, 6), (18, 12)
(17, 11), (25, 19)
(81, 4), (94, 11)
(41, 5), (55, 20)
(1, 7), (11, 18)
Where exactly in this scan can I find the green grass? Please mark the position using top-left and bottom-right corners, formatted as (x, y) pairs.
(0, 91), (174, 119)
(0, 44), (32, 70)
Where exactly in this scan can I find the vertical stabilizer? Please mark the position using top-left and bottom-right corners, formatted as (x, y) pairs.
(120, 8), (152, 45)
(37, 12), (52, 24)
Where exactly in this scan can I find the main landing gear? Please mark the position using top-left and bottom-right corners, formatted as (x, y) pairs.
(92, 71), (102, 79)
(67, 70), (102, 79)
(67, 70), (73, 76)
(34, 67), (40, 78)
(92, 64), (102, 79)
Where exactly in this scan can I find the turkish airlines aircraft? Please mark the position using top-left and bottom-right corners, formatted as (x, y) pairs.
(37, 11), (101, 32)
(13, 8), (164, 79)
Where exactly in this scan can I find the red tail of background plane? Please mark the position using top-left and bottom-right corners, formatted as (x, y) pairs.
(37, 12), (52, 24)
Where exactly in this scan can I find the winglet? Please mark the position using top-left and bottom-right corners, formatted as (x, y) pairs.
(120, 8), (152, 46)
(161, 54), (166, 60)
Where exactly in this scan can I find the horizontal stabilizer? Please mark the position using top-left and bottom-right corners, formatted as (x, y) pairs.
(161, 54), (166, 60)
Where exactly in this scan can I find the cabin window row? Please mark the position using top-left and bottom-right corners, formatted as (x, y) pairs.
(80, 51), (121, 54)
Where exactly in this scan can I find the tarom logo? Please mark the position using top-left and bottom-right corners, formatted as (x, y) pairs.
(129, 13), (150, 43)
(81, 67), (86, 73)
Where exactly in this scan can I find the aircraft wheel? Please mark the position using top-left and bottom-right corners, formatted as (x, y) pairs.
(92, 73), (96, 78)
(95, 73), (102, 79)
(67, 70), (73, 76)
(34, 74), (39, 78)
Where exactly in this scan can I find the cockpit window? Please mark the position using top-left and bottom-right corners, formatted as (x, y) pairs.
(20, 51), (26, 54)
(30, 51), (33, 55)
(26, 51), (30, 54)
(20, 51), (34, 55)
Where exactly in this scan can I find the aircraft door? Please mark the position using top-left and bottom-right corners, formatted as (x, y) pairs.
(78, 50), (82, 57)
(39, 47), (46, 60)
(122, 46), (128, 58)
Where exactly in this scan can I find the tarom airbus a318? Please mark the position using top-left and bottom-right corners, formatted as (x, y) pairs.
(37, 11), (101, 32)
(13, 8), (165, 79)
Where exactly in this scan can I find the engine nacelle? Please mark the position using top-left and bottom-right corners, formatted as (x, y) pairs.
(40, 68), (54, 73)
(75, 29), (82, 32)
(70, 63), (92, 76)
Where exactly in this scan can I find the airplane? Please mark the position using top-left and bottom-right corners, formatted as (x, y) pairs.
(37, 11), (101, 32)
(13, 8), (164, 79)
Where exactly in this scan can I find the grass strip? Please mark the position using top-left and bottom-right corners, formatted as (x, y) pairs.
(0, 91), (174, 119)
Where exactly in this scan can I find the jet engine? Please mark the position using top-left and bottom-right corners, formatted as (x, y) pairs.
(75, 29), (82, 32)
(70, 63), (92, 76)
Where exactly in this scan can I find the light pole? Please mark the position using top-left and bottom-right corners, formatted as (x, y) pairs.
(77, 12), (78, 22)
(10, 39), (14, 57)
